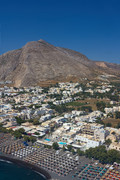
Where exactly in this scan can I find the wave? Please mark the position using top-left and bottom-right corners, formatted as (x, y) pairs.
(0, 159), (13, 164)
(34, 171), (46, 179)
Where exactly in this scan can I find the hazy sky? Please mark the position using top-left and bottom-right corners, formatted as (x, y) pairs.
(0, 0), (120, 64)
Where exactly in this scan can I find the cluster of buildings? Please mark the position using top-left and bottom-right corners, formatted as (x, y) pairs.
(0, 81), (120, 152)
(41, 120), (107, 150)
(105, 106), (120, 114)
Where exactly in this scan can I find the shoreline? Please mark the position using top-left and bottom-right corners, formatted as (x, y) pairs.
(0, 154), (51, 180)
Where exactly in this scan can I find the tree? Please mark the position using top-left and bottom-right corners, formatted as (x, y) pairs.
(44, 145), (51, 149)
(0, 123), (3, 127)
(111, 131), (116, 135)
(24, 135), (30, 142)
(81, 106), (93, 112)
(116, 122), (120, 129)
(106, 123), (112, 127)
(54, 104), (67, 114)
(52, 142), (59, 150)
(109, 95), (119, 102)
(116, 112), (120, 119)
(42, 87), (49, 93)
(13, 128), (25, 138)
(78, 140), (80, 145)
(105, 139), (112, 145)
(28, 119), (34, 123)
(0, 127), (8, 133)
(29, 136), (37, 143)
(13, 130), (22, 139)
(1, 92), (5, 98)
(99, 153), (108, 164)
(71, 149), (75, 155)
(96, 118), (104, 125)
(96, 101), (106, 112)
(107, 113), (113, 118)
(33, 119), (40, 125)
(85, 145), (120, 164)
(85, 146), (107, 160)
(62, 145), (66, 151)
(77, 149), (85, 156)
(14, 87), (18, 90)
(107, 149), (120, 164)
(18, 128), (25, 134)
(34, 132), (40, 135)
(8, 128), (14, 134)
(67, 145), (72, 151)
(50, 126), (55, 132)
(15, 116), (24, 125)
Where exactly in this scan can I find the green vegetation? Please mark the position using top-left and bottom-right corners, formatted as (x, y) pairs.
(52, 142), (59, 150)
(23, 135), (30, 142)
(12, 128), (25, 139)
(49, 93), (63, 100)
(64, 143), (120, 165)
(54, 104), (68, 113)
(66, 101), (86, 107)
(96, 118), (105, 125)
(71, 148), (75, 155)
(66, 101), (93, 112)
(18, 128), (25, 134)
(44, 144), (51, 149)
(81, 106), (93, 112)
(116, 122), (120, 129)
(42, 87), (49, 93)
(77, 149), (85, 156)
(109, 95), (119, 102)
(0, 127), (8, 133)
(15, 117), (24, 125)
(34, 132), (40, 135)
(27, 118), (40, 125)
(115, 111), (120, 119)
(105, 139), (112, 145)
(106, 122), (112, 127)
(96, 101), (106, 112)
(29, 136), (37, 143)
(33, 119), (40, 125)
(0, 123), (3, 127)
(13, 131), (22, 139)
(85, 145), (120, 164)
(62, 145), (66, 151)
(49, 101), (92, 113)
(93, 88), (119, 102)
(29, 104), (41, 109)
(107, 112), (114, 118)
(18, 91), (28, 94)
(23, 135), (36, 143)
(49, 103), (73, 114)
(67, 145), (72, 151)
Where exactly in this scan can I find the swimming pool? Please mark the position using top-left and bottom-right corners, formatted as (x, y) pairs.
(58, 142), (67, 145)
(45, 139), (51, 141)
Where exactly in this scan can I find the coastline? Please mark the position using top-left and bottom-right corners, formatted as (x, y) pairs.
(0, 154), (51, 180)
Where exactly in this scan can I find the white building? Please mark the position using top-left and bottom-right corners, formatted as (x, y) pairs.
(74, 134), (101, 149)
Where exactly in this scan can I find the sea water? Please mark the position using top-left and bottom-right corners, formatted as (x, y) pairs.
(0, 159), (46, 180)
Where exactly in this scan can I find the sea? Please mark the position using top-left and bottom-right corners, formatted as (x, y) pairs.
(0, 159), (46, 180)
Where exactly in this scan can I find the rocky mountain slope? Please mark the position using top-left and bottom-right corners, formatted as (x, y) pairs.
(0, 39), (119, 87)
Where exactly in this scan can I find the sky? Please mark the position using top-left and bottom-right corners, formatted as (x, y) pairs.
(0, 0), (120, 64)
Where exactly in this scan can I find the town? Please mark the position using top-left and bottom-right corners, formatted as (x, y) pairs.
(0, 80), (120, 180)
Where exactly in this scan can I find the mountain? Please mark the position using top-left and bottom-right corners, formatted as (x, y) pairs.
(0, 39), (120, 87)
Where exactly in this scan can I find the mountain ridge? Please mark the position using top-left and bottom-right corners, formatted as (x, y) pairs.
(0, 40), (120, 87)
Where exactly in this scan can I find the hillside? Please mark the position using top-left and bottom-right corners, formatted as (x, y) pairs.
(0, 39), (120, 87)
